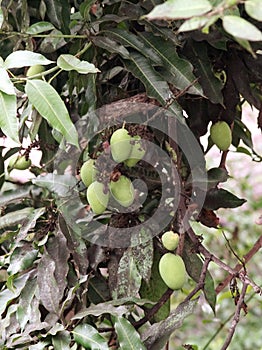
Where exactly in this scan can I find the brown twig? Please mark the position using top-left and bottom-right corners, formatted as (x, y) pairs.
(220, 282), (248, 350)
(133, 288), (173, 329)
(184, 256), (212, 302)
(216, 235), (262, 294)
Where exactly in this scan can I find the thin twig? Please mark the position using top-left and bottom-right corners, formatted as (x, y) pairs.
(220, 282), (248, 350)
(184, 256), (212, 303)
(133, 288), (173, 329)
(216, 235), (262, 294)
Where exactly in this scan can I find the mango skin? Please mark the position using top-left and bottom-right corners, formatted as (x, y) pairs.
(110, 128), (132, 163)
(124, 136), (146, 168)
(110, 175), (134, 207)
(26, 64), (45, 78)
(80, 159), (97, 187)
(210, 121), (232, 151)
(159, 253), (186, 290)
(8, 155), (31, 170)
(86, 181), (109, 215)
(162, 231), (179, 251)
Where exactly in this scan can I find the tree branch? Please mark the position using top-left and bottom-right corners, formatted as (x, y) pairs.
(220, 282), (248, 350)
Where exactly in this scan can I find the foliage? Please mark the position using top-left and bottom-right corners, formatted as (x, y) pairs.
(0, 0), (261, 349)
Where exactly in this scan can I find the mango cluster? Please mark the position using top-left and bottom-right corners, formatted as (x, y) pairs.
(80, 127), (146, 215)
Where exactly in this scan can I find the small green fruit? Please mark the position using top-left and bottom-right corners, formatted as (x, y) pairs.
(110, 128), (132, 163)
(26, 64), (45, 78)
(162, 231), (179, 251)
(124, 136), (146, 167)
(80, 159), (97, 187)
(210, 121), (232, 151)
(86, 181), (109, 215)
(159, 253), (186, 290)
(110, 175), (134, 207)
(8, 155), (31, 170)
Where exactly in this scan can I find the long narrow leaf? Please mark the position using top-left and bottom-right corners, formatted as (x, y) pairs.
(139, 33), (203, 96)
(114, 316), (146, 350)
(0, 91), (19, 143)
(125, 52), (183, 121)
(25, 80), (78, 147)
(4, 50), (53, 69)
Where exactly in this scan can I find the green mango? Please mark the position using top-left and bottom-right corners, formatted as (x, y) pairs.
(80, 159), (97, 187)
(161, 231), (179, 251)
(124, 135), (146, 167)
(110, 128), (132, 163)
(210, 121), (232, 151)
(87, 181), (109, 215)
(110, 175), (134, 207)
(159, 253), (186, 290)
(8, 155), (31, 171)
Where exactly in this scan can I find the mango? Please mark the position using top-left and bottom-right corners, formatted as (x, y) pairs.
(124, 135), (146, 167)
(110, 128), (132, 163)
(8, 155), (31, 171)
(162, 231), (179, 251)
(80, 159), (97, 187)
(210, 121), (232, 151)
(86, 181), (109, 215)
(159, 253), (186, 290)
(110, 175), (134, 207)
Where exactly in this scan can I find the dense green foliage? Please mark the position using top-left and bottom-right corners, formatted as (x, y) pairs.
(0, 0), (261, 349)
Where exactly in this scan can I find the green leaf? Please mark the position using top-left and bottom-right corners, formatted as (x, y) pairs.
(52, 331), (71, 350)
(91, 36), (130, 59)
(245, 0), (262, 21)
(26, 21), (55, 34)
(45, 0), (71, 34)
(73, 297), (155, 320)
(178, 15), (219, 32)
(72, 303), (128, 319)
(204, 188), (246, 210)
(7, 245), (38, 275)
(112, 248), (142, 299)
(140, 250), (170, 322)
(57, 54), (99, 74)
(182, 238), (216, 313)
(4, 50), (53, 69)
(0, 207), (34, 229)
(72, 323), (109, 350)
(0, 272), (30, 315)
(125, 52), (183, 121)
(16, 278), (37, 330)
(15, 207), (46, 243)
(104, 28), (162, 64)
(146, 0), (212, 20)
(114, 316), (146, 350)
(33, 173), (77, 197)
(222, 15), (262, 41)
(185, 41), (224, 104)
(0, 91), (19, 143)
(0, 186), (35, 206)
(138, 33), (203, 96)
(25, 80), (78, 147)
(0, 8), (3, 28)
(141, 299), (197, 349)
(0, 68), (15, 95)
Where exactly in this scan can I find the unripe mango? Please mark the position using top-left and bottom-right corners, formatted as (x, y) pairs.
(86, 181), (109, 215)
(124, 136), (146, 168)
(162, 231), (179, 251)
(80, 159), (97, 187)
(159, 253), (186, 290)
(110, 175), (134, 207)
(210, 121), (232, 151)
(26, 64), (45, 79)
(110, 128), (132, 163)
(8, 155), (31, 171)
